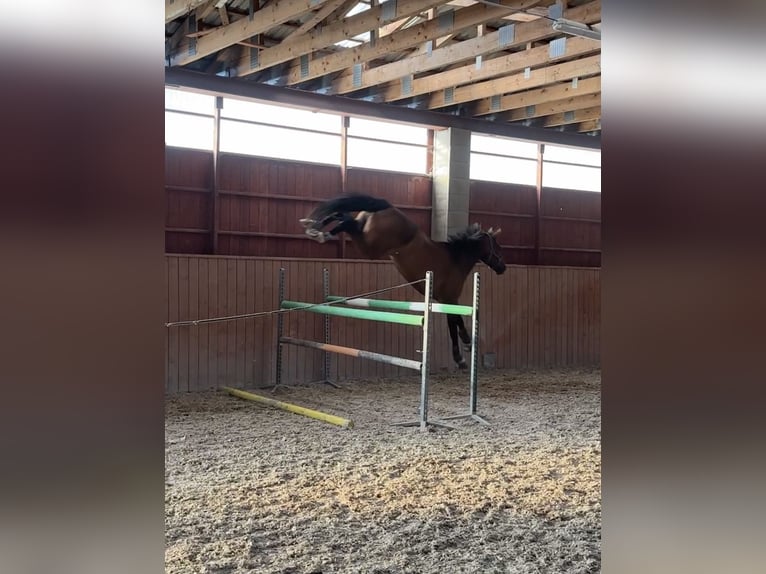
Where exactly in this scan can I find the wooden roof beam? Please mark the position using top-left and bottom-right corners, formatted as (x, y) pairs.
(428, 54), (600, 108)
(285, 0), (352, 39)
(331, 0), (599, 94)
(577, 119), (601, 132)
(166, 0), (211, 23)
(542, 105), (600, 127)
(283, 0), (550, 86)
(500, 92), (600, 121)
(472, 74), (600, 115)
(231, 0), (447, 77)
(380, 35), (599, 102)
(170, 0), (334, 67)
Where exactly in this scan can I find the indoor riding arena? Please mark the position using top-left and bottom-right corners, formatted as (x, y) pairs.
(165, 1), (601, 572)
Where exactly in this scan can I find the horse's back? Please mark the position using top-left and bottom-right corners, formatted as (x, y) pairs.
(358, 207), (421, 252)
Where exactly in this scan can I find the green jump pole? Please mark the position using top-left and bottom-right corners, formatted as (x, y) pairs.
(326, 296), (473, 316)
(281, 300), (424, 326)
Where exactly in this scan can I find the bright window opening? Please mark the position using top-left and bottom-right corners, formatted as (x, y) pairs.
(470, 153), (537, 185)
(470, 134), (537, 158)
(348, 139), (428, 174)
(165, 111), (214, 151)
(164, 88), (214, 114)
(543, 162), (601, 192)
(221, 98), (341, 133)
(220, 120), (341, 165)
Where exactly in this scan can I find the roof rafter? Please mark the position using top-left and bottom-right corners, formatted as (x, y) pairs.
(171, 0), (333, 67)
(381, 36), (599, 102)
(472, 75), (601, 115)
(502, 92), (600, 121)
(283, 0), (353, 39)
(428, 54), (601, 108)
(232, 0), (449, 77)
(282, 0), (549, 85)
(331, 0), (599, 94)
(542, 105), (600, 127)
(577, 119), (601, 132)
(166, 0), (211, 24)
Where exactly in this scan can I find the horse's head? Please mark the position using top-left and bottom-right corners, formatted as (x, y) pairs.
(479, 227), (506, 275)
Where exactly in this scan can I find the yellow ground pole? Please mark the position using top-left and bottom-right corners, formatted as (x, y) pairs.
(222, 387), (354, 429)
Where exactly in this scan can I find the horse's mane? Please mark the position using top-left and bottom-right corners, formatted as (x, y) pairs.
(445, 223), (485, 259)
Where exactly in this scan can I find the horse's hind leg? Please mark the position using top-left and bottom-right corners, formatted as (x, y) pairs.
(327, 213), (361, 237)
(447, 315), (467, 369)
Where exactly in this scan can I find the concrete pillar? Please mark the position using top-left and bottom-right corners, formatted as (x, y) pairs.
(431, 128), (471, 242)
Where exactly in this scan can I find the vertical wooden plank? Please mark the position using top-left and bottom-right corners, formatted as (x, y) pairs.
(178, 257), (190, 392)
(534, 267), (542, 367)
(589, 269), (597, 365)
(595, 269), (601, 366)
(235, 259), (247, 385)
(253, 259), (266, 387)
(188, 258), (199, 392)
(226, 259), (237, 384)
(294, 260), (305, 384)
(207, 257), (219, 389)
(197, 258), (209, 392)
(528, 267), (536, 367)
(578, 268), (585, 366)
(555, 267), (564, 367)
(245, 259), (255, 387)
(563, 268), (570, 366)
(167, 257), (179, 393)
(216, 259), (227, 387)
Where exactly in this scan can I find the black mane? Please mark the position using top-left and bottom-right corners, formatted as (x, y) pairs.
(445, 223), (485, 258)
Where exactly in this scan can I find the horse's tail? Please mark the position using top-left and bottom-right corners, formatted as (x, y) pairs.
(300, 194), (392, 229)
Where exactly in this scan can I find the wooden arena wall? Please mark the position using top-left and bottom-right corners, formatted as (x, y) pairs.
(165, 147), (600, 267)
(166, 255), (600, 393)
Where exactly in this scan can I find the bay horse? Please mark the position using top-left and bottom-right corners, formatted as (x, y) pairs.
(299, 194), (506, 369)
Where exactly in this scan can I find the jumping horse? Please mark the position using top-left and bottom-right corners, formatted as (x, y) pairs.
(299, 194), (506, 369)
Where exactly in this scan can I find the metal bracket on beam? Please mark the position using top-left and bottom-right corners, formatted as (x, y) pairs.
(498, 24), (514, 47)
(475, 55), (482, 70)
(444, 86), (455, 105)
(426, 40), (433, 56)
(438, 10), (454, 32)
(401, 75), (413, 97)
(548, 3), (563, 20)
(572, 77), (579, 88)
(490, 94), (501, 111)
(525, 105), (536, 118)
(524, 67), (531, 79)
(249, 46), (259, 69)
(187, 15), (197, 57)
(352, 63), (363, 88)
(564, 110), (576, 122)
(549, 37), (566, 59)
(300, 54), (310, 79)
(382, 0), (396, 23)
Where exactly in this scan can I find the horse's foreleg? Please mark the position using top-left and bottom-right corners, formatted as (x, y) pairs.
(447, 315), (467, 369)
(456, 316), (472, 352)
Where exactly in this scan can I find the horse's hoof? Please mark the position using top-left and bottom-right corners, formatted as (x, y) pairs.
(306, 229), (327, 243)
(299, 218), (315, 228)
(305, 228), (329, 243)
